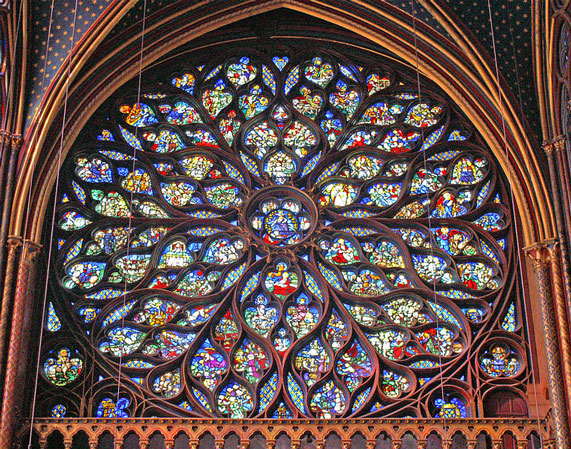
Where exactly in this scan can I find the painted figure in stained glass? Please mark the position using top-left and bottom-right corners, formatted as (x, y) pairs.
(219, 110), (241, 144)
(76, 156), (113, 183)
(245, 122), (278, 158)
(432, 191), (469, 218)
(283, 122), (317, 158)
(343, 268), (388, 297)
(151, 330), (197, 360)
(450, 157), (487, 185)
(336, 341), (372, 391)
(394, 199), (428, 219)
(252, 200), (311, 246)
(382, 297), (428, 327)
(134, 298), (181, 326)
(153, 369), (182, 397)
(202, 81), (232, 118)
(404, 103), (443, 128)
(97, 397), (131, 418)
(179, 155), (213, 179)
(158, 240), (196, 268)
(330, 81), (360, 118)
(319, 182), (357, 207)
(175, 270), (219, 296)
(227, 57), (257, 86)
(286, 294), (319, 337)
(94, 191), (130, 217)
(214, 310), (240, 351)
(304, 57), (334, 87)
(44, 348), (83, 386)
(120, 103), (158, 127)
(321, 237), (360, 265)
(273, 328), (292, 354)
(264, 152), (297, 184)
(203, 238), (244, 264)
(344, 303), (379, 326)
(293, 86), (323, 118)
(65, 261), (106, 289)
(233, 340), (270, 384)
(363, 240), (404, 268)
(264, 262), (300, 299)
(115, 254), (151, 283)
(205, 184), (242, 209)
(367, 73), (391, 94)
(326, 309), (349, 351)
(360, 103), (403, 126)
(480, 345), (520, 377)
(348, 154), (384, 179)
(416, 327), (462, 357)
(320, 111), (343, 144)
(432, 227), (470, 255)
(459, 262), (495, 290)
(294, 339), (330, 386)
(184, 304), (217, 326)
(309, 381), (345, 418)
(99, 327), (147, 356)
(240, 85), (269, 119)
(217, 382), (253, 418)
(381, 370), (410, 398)
(244, 295), (278, 337)
(366, 330), (407, 360)
(91, 227), (130, 254)
(190, 339), (228, 389)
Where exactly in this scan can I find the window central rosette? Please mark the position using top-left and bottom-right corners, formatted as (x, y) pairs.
(51, 53), (513, 419)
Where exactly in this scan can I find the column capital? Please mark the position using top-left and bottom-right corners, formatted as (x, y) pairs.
(10, 134), (22, 151)
(553, 135), (567, 153)
(6, 235), (22, 249)
(543, 140), (555, 156)
(524, 241), (552, 270)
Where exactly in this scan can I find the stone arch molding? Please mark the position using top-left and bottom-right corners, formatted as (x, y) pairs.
(11, 0), (554, 245)
(14, 1), (552, 246)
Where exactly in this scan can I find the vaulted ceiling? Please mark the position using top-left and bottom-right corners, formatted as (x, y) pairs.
(26, 0), (537, 136)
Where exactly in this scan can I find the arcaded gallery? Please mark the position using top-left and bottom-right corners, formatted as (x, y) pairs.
(0, 1), (570, 448)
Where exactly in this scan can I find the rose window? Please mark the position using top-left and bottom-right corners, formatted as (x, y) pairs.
(44, 51), (526, 419)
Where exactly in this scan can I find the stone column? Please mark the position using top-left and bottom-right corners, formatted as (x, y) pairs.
(0, 240), (41, 449)
(0, 236), (21, 387)
(546, 138), (571, 334)
(546, 239), (571, 414)
(525, 243), (571, 449)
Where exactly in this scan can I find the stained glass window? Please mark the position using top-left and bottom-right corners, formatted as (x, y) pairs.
(42, 49), (525, 419)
